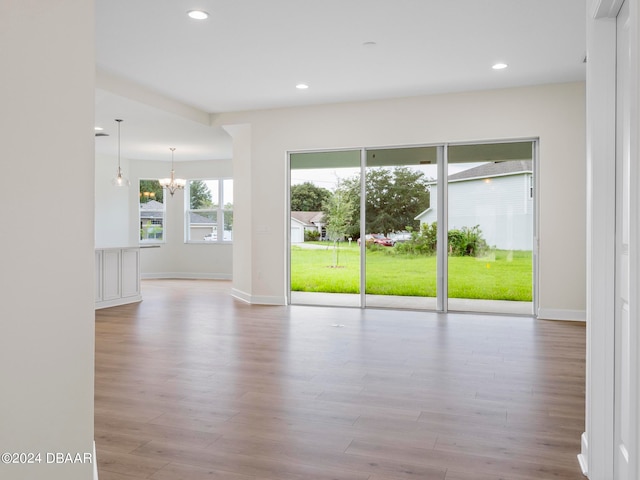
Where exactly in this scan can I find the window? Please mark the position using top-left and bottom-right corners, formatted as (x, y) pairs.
(186, 179), (233, 243)
(139, 180), (165, 243)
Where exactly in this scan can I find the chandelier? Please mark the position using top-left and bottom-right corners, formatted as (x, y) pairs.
(111, 119), (130, 187)
(159, 147), (186, 196)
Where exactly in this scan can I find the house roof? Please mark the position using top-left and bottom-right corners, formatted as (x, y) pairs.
(140, 199), (164, 210)
(414, 207), (433, 221)
(189, 212), (215, 225)
(291, 211), (325, 226)
(447, 160), (532, 182)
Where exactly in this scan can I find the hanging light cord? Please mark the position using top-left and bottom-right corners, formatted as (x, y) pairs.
(116, 119), (123, 173)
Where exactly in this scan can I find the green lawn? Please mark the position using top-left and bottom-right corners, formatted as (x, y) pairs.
(291, 243), (532, 301)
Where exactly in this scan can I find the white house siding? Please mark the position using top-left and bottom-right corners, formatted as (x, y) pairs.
(291, 218), (305, 243)
(419, 173), (533, 250)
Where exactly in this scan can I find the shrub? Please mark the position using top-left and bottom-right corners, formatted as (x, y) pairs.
(447, 225), (488, 257)
(394, 222), (488, 257)
(304, 230), (320, 241)
(365, 242), (387, 253)
(395, 222), (437, 255)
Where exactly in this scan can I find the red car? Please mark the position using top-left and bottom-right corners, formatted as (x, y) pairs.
(357, 234), (393, 246)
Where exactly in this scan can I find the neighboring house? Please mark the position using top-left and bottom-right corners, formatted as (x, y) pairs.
(415, 160), (533, 250)
(139, 199), (165, 241)
(188, 211), (217, 241)
(290, 211), (325, 242)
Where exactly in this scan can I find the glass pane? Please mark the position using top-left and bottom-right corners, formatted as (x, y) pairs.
(189, 211), (217, 241)
(290, 150), (361, 307)
(223, 210), (233, 241)
(140, 179), (164, 242)
(223, 179), (233, 207)
(446, 142), (534, 314)
(140, 179), (164, 203)
(363, 147), (438, 309)
(190, 180), (218, 209)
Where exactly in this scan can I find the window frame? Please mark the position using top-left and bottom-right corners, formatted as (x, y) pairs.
(139, 180), (166, 244)
(185, 178), (233, 244)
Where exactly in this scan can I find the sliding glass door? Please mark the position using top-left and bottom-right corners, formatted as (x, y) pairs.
(289, 150), (361, 307)
(363, 146), (439, 309)
(288, 140), (536, 315)
(446, 143), (534, 315)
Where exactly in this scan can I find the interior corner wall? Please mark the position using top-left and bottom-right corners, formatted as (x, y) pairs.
(95, 153), (131, 247)
(129, 159), (233, 279)
(216, 82), (587, 317)
(0, 1), (95, 479)
(222, 124), (254, 302)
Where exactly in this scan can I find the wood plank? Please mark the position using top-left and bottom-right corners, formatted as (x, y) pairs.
(95, 279), (586, 480)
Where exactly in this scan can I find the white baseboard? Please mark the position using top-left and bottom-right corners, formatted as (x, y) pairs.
(141, 273), (232, 280)
(577, 432), (588, 476)
(231, 288), (286, 305)
(537, 308), (586, 322)
(95, 295), (142, 310)
(231, 288), (252, 303)
(93, 440), (98, 480)
(251, 295), (286, 305)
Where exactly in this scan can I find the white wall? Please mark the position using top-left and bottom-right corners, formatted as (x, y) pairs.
(129, 159), (234, 279)
(95, 153), (131, 247)
(225, 125), (254, 300)
(0, 1), (95, 479)
(216, 82), (586, 318)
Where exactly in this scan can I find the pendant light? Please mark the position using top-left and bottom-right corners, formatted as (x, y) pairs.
(159, 147), (186, 196)
(111, 119), (130, 187)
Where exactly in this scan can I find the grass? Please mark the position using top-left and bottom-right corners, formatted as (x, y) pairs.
(291, 243), (532, 301)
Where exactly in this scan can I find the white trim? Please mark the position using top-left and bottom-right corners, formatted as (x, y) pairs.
(585, 4), (618, 479)
(593, 0), (625, 18)
(251, 295), (286, 305)
(95, 295), (142, 310)
(532, 141), (540, 321)
(231, 288), (286, 305)
(286, 152), (292, 306)
(536, 308), (586, 322)
(141, 273), (232, 280)
(360, 148), (367, 308)
(578, 432), (589, 476)
(623, 1), (640, 477)
(437, 145), (447, 312)
(93, 440), (99, 480)
(444, 170), (532, 184)
(231, 288), (252, 303)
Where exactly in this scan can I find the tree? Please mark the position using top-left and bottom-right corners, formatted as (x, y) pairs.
(139, 179), (164, 203)
(340, 167), (431, 237)
(291, 182), (332, 211)
(323, 182), (356, 267)
(190, 180), (213, 209)
(223, 207), (233, 232)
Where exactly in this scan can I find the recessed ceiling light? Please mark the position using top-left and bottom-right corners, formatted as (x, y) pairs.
(94, 126), (104, 131)
(187, 10), (209, 20)
(296, 83), (309, 90)
(492, 63), (508, 70)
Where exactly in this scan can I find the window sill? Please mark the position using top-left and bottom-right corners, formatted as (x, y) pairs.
(186, 241), (233, 245)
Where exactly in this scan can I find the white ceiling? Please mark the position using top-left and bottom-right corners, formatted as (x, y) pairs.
(95, 0), (586, 161)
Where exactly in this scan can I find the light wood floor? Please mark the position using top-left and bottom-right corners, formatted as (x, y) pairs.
(95, 279), (586, 480)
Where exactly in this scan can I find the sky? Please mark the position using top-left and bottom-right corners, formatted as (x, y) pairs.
(290, 163), (481, 190)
